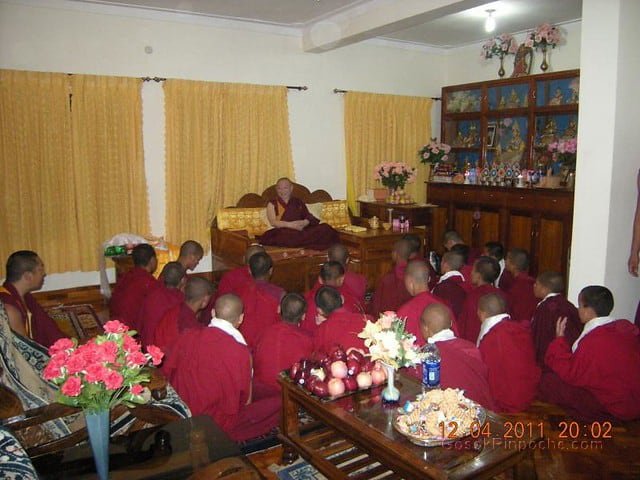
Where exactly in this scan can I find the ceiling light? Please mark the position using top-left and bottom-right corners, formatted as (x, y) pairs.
(485, 9), (496, 33)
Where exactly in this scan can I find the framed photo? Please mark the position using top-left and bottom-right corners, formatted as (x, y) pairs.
(486, 123), (497, 148)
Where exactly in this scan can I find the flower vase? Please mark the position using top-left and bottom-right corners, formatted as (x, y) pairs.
(540, 44), (549, 72)
(498, 54), (505, 78)
(381, 363), (400, 403)
(85, 410), (110, 480)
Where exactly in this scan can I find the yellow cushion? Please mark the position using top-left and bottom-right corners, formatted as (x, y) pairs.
(217, 208), (272, 236)
(320, 200), (351, 228)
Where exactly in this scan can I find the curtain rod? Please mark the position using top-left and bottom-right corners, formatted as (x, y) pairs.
(333, 88), (441, 101)
(140, 76), (308, 91)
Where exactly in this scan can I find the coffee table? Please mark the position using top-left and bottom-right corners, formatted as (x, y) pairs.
(278, 373), (540, 479)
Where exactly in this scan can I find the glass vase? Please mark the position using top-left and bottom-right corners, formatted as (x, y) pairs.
(85, 410), (110, 480)
(381, 363), (400, 403)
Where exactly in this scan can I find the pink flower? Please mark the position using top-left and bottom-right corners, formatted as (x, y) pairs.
(85, 363), (108, 383)
(103, 320), (129, 334)
(43, 362), (62, 381)
(49, 351), (69, 368)
(402, 338), (415, 352)
(79, 341), (102, 364)
(146, 345), (164, 366)
(99, 341), (119, 364)
(103, 369), (124, 390)
(123, 334), (141, 354)
(49, 338), (74, 356)
(130, 384), (144, 396)
(126, 351), (147, 367)
(61, 376), (83, 397)
(65, 352), (86, 375)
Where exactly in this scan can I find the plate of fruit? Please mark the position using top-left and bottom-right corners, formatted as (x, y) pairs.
(287, 346), (388, 400)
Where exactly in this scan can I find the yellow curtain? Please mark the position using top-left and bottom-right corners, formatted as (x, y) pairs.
(344, 92), (432, 214)
(0, 70), (79, 274)
(70, 74), (149, 270)
(165, 80), (294, 249)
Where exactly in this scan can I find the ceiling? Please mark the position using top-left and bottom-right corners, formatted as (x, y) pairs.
(70, 0), (583, 49)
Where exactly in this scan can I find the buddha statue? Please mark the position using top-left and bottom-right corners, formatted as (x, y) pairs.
(466, 123), (479, 147)
(506, 89), (520, 108)
(539, 119), (557, 146)
(563, 119), (578, 139)
(548, 88), (563, 106)
(507, 121), (525, 153)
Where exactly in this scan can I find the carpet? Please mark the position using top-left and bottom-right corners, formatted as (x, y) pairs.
(46, 304), (104, 341)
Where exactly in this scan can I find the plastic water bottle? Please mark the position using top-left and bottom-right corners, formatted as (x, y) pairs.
(421, 341), (441, 389)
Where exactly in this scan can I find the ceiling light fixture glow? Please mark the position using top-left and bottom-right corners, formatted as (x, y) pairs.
(485, 9), (496, 33)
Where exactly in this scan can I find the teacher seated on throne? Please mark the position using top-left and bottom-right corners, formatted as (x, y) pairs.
(258, 177), (340, 251)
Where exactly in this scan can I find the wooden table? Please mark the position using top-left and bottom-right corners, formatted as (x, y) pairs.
(279, 373), (540, 480)
(358, 200), (436, 228)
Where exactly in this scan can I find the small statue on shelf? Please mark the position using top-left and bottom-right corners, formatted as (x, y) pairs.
(507, 121), (525, 153)
(563, 119), (578, 139)
(454, 130), (465, 147)
(538, 118), (557, 146)
(498, 96), (507, 110)
(506, 89), (520, 108)
(465, 124), (479, 147)
(548, 88), (564, 106)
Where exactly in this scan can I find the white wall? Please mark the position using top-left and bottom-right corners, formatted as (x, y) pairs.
(0, 0), (447, 290)
(569, 0), (640, 318)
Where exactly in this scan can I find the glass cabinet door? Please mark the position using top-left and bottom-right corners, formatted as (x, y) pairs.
(484, 116), (528, 169)
(487, 83), (530, 111)
(444, 88), (482, 113)
(536, 76), (580, 106)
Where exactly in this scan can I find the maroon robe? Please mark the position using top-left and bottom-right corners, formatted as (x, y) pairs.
(531, 295), (582, 367)
(153, 303), (201, 353)
(258, 196), (339, 250)
(313, 308), (369, 355)
(506, 273), (538, 322)
(165, 327), (280, 441)
(478, 318), (541, 413)
(545, 320), (640, 420)
(460, 264), (474, 292)
(301, 284), (363, 334)
(109, 267), (159, 327)
(498, 270), (514, 291)
(254, 322), (314, 389)
(236, 280), (282, 349)
(432, 275), (467, 319)
(138, 285), (184, 347)
(458, 284), (507, 343)
(0, 282), (64, 348)
(397, 291), (457, 346)
(217, 266), (251, 298)
(369, 262), (411, 318)
(343, 270), (367, 302)
(405, 337), (496, 410)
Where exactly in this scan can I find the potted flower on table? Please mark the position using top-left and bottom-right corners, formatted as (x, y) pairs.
(42, 320), (164, 480)
(373, 162), (416, 204)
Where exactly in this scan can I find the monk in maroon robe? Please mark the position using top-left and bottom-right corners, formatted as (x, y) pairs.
(302, 262), (364, 334)
(432, 251), (467, 319)
(236, 252), (284, 349)
(398, 260), (457, 345)
(504, 248), (538, 322)
(109, 244), (159, 328)
(477, 293), (540, 413)
(483, 241), (508, 289)
(405, 304), (496, 410)
(544, 286), (640, 421)
(165, 294), (280, 441)
(138, 262), (186, 347)
(328, 244), (367, 301)
(531, 272), (582, 367)
(254, 293), (313, 389)
(313, 287), (370, 355)
(257, 177), (339, 250)
(458, 256), (508, 343)
(153, 277), (212, 355)
(369, 239), (412, 318)
(0, 251), (63, 348)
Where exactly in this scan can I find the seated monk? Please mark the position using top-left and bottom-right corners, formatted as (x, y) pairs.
(138, 262), (186, 347)
(301, 261), (364, 334)
(110, 244), (159, 327)
(236, 252), (284, 349)
(154, 276), (213, 355)
(458, 256), (508, 343)
(254, 293), (313, 389)
(177, 240), (204, 272)
(0, 251), (63, 348)
(450, 244), (473, 292)
(504, 248), (538, 323)
(258, 177), (339, 250)
(477, 293), (540, 413)
(165, 294), (280, 441)
(543, 286), (640, 421)
(328, 244), (366, 301)
(405, 304), (496, 410)
(483, 241), (508, 288)
(398, 260), (457, 345)
(531, 272), (581, 367)
(432, 251), (467, 319)
(369, 239), (412, 318)
(314, 286), (370, 355)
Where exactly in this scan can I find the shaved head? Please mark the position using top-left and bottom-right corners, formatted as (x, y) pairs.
(215, 294), (244, 323)
(478, 293), (507, 318)
(402, 234), (422, 258)
(442, 251), (464, 272)
(393, 239), (412, 262)
(244, 244), (265, 264)
(249, 252), (273, 279)
(328, 244), (349, 266)
(184, 277), (214, 303)
(315, 286), (343, 316)
(420, 303), (453, 339)
(536, 271), (564, 293)
(280, 293), (307, 325)
(320, 261), (345, 286)
(405, 260), (430, 286)
(179, 240), (204, 258)
(161, 261), (186, 288)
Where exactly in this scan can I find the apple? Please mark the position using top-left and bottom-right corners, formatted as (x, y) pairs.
(312, 380), (330, 398)
(356, 371), (373, 389)
(289, 362), (301, 380)
(330, 360), (348, 379)
(328, 378), (346, 397)
(346, 348), (365, 364)
(343, 376), (358, 392)
(360, 359), (374, 373)
(346, 359), (361, 377)
(329, 345), (347, 363)
(306, 375), (318, 393)
(371, 369), (387, 386)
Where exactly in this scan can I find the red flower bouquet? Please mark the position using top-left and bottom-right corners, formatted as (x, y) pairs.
(43, 320), (164, 413)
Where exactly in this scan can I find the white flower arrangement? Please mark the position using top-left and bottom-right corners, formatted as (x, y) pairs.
(358, 311), (421, 370)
